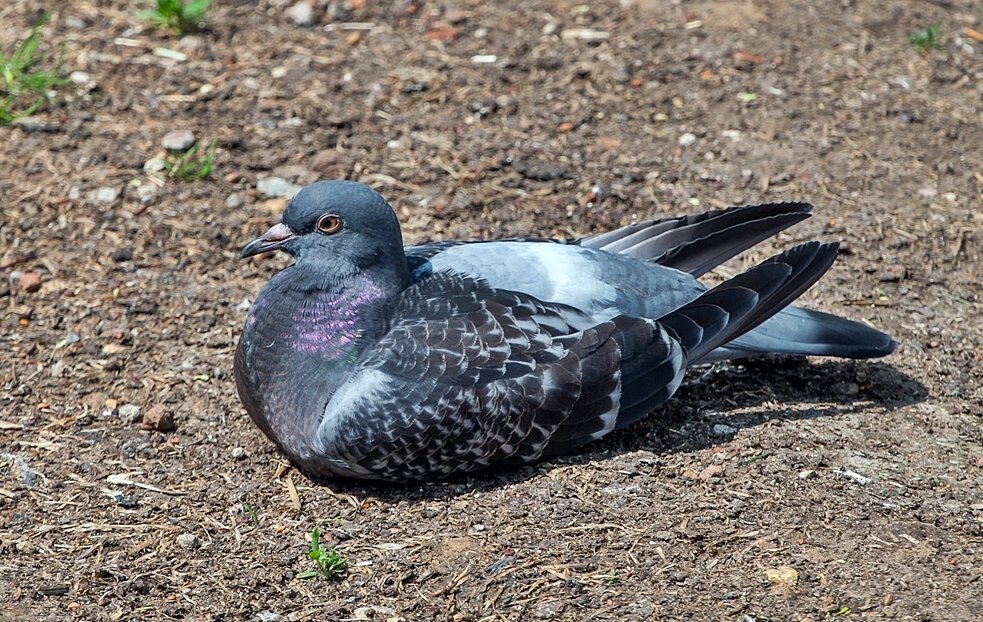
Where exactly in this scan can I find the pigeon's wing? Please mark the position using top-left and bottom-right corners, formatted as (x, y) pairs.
(313, 242), (846, 482)
(405, 203), (815, 321)
(313, 273), (686, 482)
(409, 202), (812, 281)
(411, 241), (706, 322)
(574, 202), (813, 277)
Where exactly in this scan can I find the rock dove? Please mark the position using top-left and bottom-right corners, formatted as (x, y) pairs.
(235, 180), (895, 482)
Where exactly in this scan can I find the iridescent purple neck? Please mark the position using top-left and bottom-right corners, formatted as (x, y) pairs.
(246, 267), (393, 363)
(289, 281), (385, 357)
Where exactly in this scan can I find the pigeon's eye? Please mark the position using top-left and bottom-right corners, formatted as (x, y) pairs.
(316, 214), (343, 235)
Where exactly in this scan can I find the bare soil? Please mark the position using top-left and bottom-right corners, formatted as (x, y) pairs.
(2, 1), (982, 620)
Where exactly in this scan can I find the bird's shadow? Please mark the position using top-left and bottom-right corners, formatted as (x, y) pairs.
(315, 358), (927, 502)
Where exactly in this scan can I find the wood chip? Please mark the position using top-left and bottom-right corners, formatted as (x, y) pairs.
(285, 474), (301, 511)
(106, 474), (188, 496)
(964, 27), (983, 43)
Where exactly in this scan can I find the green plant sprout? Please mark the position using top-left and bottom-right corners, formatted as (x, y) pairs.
(297, 528), (347, 581)
(139, 0), (211, 36)
(241, 502), (258, 523)
(163, 140), (217, 181)
(0, 12), (67, 125)
(908, 24), (941, 54)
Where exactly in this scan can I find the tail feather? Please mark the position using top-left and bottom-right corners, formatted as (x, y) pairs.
(577, 201), (813, 277)
(657, 242), (841, 364)
(705, 305), (897, 361)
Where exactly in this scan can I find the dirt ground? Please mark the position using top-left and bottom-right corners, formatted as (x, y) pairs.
(1, 0), (982, 620)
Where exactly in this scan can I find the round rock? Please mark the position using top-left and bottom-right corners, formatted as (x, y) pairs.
(257, 177), (302, 199)
(678, 132), (697, 147)
(161, 130), (196, 152)
(287, 1), (315, 26)
(225, 193), (244, 209)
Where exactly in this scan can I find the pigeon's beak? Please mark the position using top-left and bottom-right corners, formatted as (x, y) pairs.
(240, 223), (298, 258)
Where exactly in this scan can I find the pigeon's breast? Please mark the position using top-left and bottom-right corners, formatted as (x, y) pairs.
(237, 273), (390, 463)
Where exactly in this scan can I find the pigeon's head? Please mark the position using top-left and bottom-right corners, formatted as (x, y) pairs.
(241, 180), (407, 272)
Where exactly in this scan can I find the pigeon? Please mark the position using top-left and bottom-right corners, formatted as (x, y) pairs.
(235, 180), (895, 482)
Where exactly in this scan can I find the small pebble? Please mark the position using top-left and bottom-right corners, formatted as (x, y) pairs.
(113, 493), (138, 508)
(287, 1), (314, 26)
(257, 177), (302, 199)
(711, 423), (737, 436)
(225, 193), (244, 209)
(178, 36), (202, 51)
(678, 132), (697, 147)
(176, 533), (198, 550)
(136, 184), (158, 204)
(19, 272), (42, 293)
(118, 404), (142, 424)
(69, 71), (92, 85)
(161, 130), (196, 152)
(50, 360), (66, 378)
(231, 447), (247, 460)
(110, 248), (133, 262)
(144, 157), (166, 174)
(92, 186), (120, 204)
(277, 117), (305, 129)
(143, 404), (176, 432)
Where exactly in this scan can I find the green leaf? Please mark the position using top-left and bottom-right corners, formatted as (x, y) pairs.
(186, 0), (211, 19)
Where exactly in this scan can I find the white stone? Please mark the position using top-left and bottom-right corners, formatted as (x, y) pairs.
(287, 1), (314, 26)
(92, 187), (120, 203)
(161, 130), (196, 152)
(712, 423), (737, 436)
(225, 193), (244, 209)
(118, 404), (142, 424)
(144, 157), (166, 173)
(257, 177), (302, 199)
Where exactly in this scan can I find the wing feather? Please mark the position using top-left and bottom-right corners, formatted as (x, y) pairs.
(313, 273), (685, 481)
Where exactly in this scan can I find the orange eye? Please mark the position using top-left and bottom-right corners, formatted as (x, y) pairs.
(316, 214), (343, 234)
